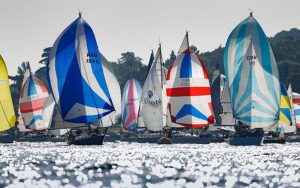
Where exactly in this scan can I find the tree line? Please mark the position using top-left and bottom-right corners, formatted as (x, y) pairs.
(9, 28), (300, 113)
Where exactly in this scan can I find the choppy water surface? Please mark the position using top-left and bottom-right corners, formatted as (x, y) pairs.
(1, 142), (300, 188)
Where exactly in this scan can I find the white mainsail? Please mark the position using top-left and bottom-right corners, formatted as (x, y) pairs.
(177, 32), (189, 56)
(138, 46), (167, 131)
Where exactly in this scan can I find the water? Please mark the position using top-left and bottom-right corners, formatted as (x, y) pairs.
(0, 142), (300, 188)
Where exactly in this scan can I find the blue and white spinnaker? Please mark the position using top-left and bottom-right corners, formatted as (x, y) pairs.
(224, 13), (280, 129)
(48, 14), (114, 123)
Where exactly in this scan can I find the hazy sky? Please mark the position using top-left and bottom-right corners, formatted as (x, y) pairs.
(0, 0), (299, 75)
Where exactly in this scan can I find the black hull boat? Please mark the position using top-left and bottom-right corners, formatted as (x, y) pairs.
(228, 127), (264, 146)
(263, 133), (285, 144)
(120, 136), (160, 143)
(67, 133), (105, 145)
(15, 136), (65, 143)
(0, 134), (14, 143)
(285, 134), (300, 143)
(120, 134), (212, 144)
(227, 135), (263, 146)
(66, 127), (106, 145)
(171, 134), (212, 144)
(103, 134), (121, 143)
(263, 138), (285, 144)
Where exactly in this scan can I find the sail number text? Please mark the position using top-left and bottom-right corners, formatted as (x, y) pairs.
(87, 53), (100, 64)
(247, 55), (256, 65)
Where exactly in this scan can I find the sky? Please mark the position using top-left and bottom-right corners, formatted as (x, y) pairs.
(0, 0), (299, 75)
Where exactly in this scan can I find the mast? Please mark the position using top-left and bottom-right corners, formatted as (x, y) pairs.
(159, 43), (163, 89)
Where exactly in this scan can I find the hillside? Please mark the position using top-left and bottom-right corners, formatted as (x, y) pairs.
(10, 28), (300, 112)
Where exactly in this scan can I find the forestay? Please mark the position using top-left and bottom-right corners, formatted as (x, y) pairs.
(48, 14), (114, 123)
(122, 78), (142, 131)
(139, 46), (167, 131)
(224, 14), (280, 129)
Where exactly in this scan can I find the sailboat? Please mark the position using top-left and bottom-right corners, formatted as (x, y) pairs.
(166, 32), (214, 144)
(46, 53), (121, 142)
(210, 66), (235, 141)
(47, 13), (115, 145)
(224, 13), (281, 146)
(19, 65), (49, 131)
(264, 83), (295, 144)
(285, 84), (300, 142)
(121, 78), (142, 133)
(0, 55), (16, 143)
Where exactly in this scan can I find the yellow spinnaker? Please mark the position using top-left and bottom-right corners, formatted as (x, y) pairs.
(0, 55), (16, 131)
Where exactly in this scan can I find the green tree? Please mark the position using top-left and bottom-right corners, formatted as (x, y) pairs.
(112, 52), (147, 90)
(164, 50), (176, 69)
(39, 47), (52, 65)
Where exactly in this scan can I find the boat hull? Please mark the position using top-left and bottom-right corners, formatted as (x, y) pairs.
(67, 134), (105, 145)
(227, 135), (263, 146)
(263, 139), (285, 144)
(285, 135), (300, 142)
(15, 136), (64, 143)
(0, 134), (14, 143)
(171, 135), (212, 144)
(103, 134), (121, 142)
(120, 135), (212, 144)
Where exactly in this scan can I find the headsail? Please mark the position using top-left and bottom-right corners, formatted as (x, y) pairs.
(139, 46), (167, 131)
(0, 55), (16, 131)
(177, 32), (189, 56)
(166, 33), (214, 128)
(121, 78), (142, 131)
(279, 83), (295, 133)
(48, 14), (114, 123)
(19, 73), (49, 130)
(224, 14), (280, 129)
